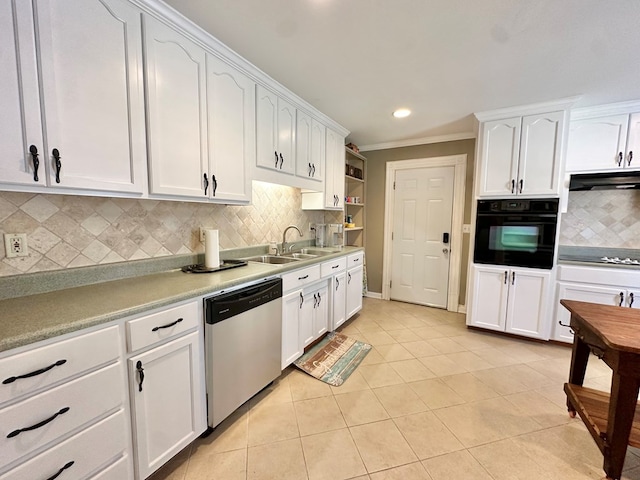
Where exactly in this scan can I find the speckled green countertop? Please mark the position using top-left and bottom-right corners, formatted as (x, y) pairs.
(0, 246), (362, 353)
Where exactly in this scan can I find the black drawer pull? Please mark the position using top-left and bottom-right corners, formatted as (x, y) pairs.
(332, 264), (339, 269)
(298, 274), (309, 280)
(52, 148), (62, 183)
(152, 318), (183, 332)
(3, 359), (67, 385)
(46, 461), (74, 480)
(7, 407), (70, 438)
(30, 144), (40, 182)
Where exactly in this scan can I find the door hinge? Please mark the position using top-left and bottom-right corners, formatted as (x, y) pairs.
(390, 280), (392, 289)
(391, 232), (394, 240)
(393, 181), (396, 190)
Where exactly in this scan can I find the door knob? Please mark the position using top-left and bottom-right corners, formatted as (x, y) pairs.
(442, 248), (449, 254)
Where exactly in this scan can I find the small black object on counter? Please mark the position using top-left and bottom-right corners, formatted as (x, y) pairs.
(181, 259), (248, 274)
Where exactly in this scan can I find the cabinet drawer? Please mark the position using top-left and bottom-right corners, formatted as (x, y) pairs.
(126, 301), (199, 352)
(282, 265), (321, 291)
(0, 326), (120, 406)
(0, 362), (124, 467)
(347, 252), (364, 268)
(321, 257), (347, 277)
(558, 265), (640, 287)
(0, 409), (128, 480)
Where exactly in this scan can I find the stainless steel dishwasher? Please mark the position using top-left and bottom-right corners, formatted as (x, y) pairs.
(204, 277), (283, 429)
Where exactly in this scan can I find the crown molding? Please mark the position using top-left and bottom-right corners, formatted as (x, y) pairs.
(474, 96), (582, 122)
(358, 132), (476, 152)
(570, 99), (640, 121)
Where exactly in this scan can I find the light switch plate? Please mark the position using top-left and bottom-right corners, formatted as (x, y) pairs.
(462, 224), (471, 234)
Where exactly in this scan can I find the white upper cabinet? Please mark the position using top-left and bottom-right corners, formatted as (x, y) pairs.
(566, 111), (640, 172)
(296, 112), (324, 182)
(477, 111), (564, 197)
(144, 15), (208, 198)
(1, 0), (146, 194)
(325, 128), (346, 209)
(256, 85), (295, 175)
(206, 54), (255, 203)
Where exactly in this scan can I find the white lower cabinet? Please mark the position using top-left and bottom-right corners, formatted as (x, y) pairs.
(332, 272), (347, 330)
(468, 265), (551, 340)
(346, 253), (364, 320)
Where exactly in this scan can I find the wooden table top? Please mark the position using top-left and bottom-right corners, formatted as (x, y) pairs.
(561, 299), (640, 355)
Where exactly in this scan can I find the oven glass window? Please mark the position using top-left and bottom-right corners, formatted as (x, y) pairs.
(489, 225), (539, 253)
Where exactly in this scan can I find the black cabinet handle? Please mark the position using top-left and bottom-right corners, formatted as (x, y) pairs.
(29, 145), (39, 182)
(511, 179), (515, 193)
(7, 407), (70, 438)
(274, 151), (279, 168)
(332, 264), (339, 269)
(298, 274), (309, 280)
(136, 360), (144, 392)
(618, 152), (623, 167)
(511, 271), (515, 285)
(313, 293), (318, 308)
(519, 179), (523, 193)
(336, 277), (340, 290)
(504, 271), (508, 284)
(630, 292), (635, 307)
(151, 317), (183, 332)
(619, 292), (624, 307)
(279, 153), (284, 169)
(629, 151), (633, 166)
(312, 164), (315, 176)
(52, 148), (61, 183)
(317, 292), (321, 306)
(309, 162), (312, 177)
(3, 359), (67, 384)
(299, 292), (303, 309)
(203, 173), (209, 196)
(45, 461), (75, 480)
(348, 272), (352, 284)
(212, 174), (217, 197)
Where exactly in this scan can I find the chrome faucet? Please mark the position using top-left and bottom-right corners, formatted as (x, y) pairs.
(280, 225), (303, 254)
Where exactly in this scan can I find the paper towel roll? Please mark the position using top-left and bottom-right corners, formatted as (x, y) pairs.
(204, 229), (220, 269)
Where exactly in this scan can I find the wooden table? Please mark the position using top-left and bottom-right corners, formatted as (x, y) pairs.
(561, 299), (640, 480)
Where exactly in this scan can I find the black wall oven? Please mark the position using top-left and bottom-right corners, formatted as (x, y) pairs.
(473, 198), (559, 270)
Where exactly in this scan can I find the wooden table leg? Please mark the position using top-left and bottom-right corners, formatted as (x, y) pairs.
(603, 373), (640, 480)
(567, 322), (590, 415)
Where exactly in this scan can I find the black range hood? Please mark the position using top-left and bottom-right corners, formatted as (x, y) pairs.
(569, 171), (640, 191)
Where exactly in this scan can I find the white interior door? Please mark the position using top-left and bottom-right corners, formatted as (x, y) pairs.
(390, 166), (454, 308)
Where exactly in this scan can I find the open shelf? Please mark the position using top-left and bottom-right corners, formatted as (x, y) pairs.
(345, 175), (364, 183)
(345, 147), (366, 248)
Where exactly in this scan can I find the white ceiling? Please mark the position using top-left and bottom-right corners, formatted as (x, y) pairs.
(163, 0), (640, 150)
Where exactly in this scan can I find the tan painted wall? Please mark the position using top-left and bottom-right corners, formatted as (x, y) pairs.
(363, 139), (476, 306)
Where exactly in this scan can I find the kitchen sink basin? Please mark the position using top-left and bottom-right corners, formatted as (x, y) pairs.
(282, 253), (318, 259)
(296, 248), (341, 256)
(243, 255), (301, 264)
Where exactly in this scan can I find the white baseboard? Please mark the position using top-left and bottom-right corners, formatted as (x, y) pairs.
(457, 304), (467, 314)
(365, 292), (382, 299)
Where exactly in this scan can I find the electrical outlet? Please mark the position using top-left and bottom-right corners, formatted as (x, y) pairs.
(4, 233), (28, 258)
(199, 227), (206, 242)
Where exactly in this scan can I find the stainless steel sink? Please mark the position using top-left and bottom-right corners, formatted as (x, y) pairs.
(244, 255), (301, 264)
(296, 248), (341, 256)
(282, 252), (318, 259)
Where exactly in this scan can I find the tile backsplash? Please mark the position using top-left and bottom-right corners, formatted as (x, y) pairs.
(559, 190), (640, 248)
(0, 182), (340, 277)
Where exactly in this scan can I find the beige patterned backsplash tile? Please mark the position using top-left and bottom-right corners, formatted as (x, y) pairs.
(559, 190), (640, 248)
(0, 182), (341, 277)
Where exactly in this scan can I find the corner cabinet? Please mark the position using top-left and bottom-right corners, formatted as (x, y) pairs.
(0, 0), (146, 194)
(344, 148), (366, 247)
(467, 265), (551, 340)
(144, 16), (253, 203)
(476, 111), (565, 197)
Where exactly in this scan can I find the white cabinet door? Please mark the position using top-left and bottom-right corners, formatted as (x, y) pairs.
(332, 272), (347, 330)
(324, 128), (345, 209)
(625, 113), (640, 169)
(505, 268), (550, 340)
(256, 85), (295, 175)
(144, 15), (207, 198)
(281, 290), (302, 369)
(566, 114), (630, 172)
(296, 110), (313, 179)
(478, 117), (521, 197)
(518, 111), (563, 196)
(310, 119), (325, 182)
(313, 283), (329, 340)
(206, 54), (254, 203)
(129, 331), (206, 480)
(468, 265), (509, 332)
(300, 288), (315, 347)
(0, 1), (44, 187)
(277, 98), (296, 175)
(346, 265), (363, 319)
(36, 0), (146, 193)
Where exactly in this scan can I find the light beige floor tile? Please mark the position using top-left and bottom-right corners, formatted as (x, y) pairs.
(434, 396), (543, 447)
(471, 346), (521, 367)
(417, 355), (467, 377)
(502, 389), (572, 428)
(338, 322), (360, 335)
(249, 374), (293, 408)
(288, 369), (334, 401)
(431, 325), (468, 338)
(356, 321), (386, 334)
(585, 358), (613, 379)
(247, 438), (307, 480)
(294, 396), (346, 436)
(408, 378), (466, 410)
(386, 329), (422, 343)
(493, 343), (547, 363)
(358, 363), (405, 388)
(360, 348), (386, 365)
(393, 411), (464, 460)
(198, 406), (248, 454)
(525, 357), (571, 384)
(330, 369), (372, 394)
(148, 444), (191, 480)
(400, 340), (441, 358)
(362, 331), (397, 346)
(372, 384), (428, 417)
(248, 402), (300, 446)
(536, 383), (572, 410)
(411, 326), (448, 340)
(375, 343), (415, 361)
(376, 319), (407, 331)
(496, 363), (554, 390)
(185, 447), (247, 480)
(334, 389), (390, 426)
(469, 438), (550, 480)
(422, 450), (493, 480)
(350, 419), (418, 473)
(395, 315), (431, 329)
(388, 359), (436, 383)
(301, 428), (367, 480)
(369, 461), (433, 479)
(425, 337), (468, 354)
(440, 373), (499, 402)
(469, 366), (532, 395)
(443, 351), (493, 372)
(446, 333), (496, 351)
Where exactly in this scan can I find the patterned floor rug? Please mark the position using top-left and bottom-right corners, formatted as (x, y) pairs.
(293, 332), (372, 386)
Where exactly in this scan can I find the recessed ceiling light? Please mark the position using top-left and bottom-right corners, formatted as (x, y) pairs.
(393, 108), (411, 118)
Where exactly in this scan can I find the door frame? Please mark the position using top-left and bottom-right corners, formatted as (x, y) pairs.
(382, 154), (467, 311)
